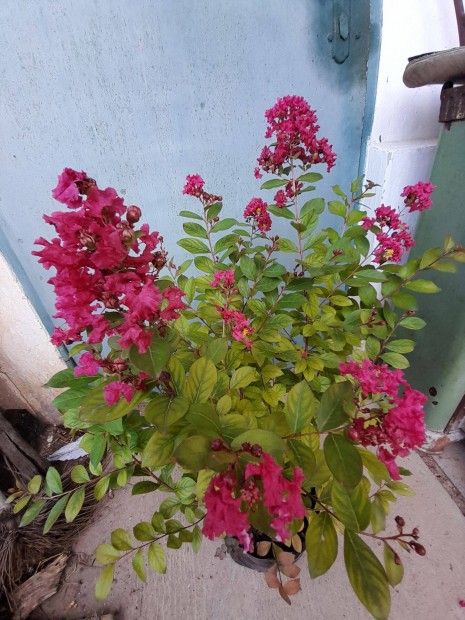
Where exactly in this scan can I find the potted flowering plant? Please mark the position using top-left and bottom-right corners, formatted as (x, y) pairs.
(9, 96), (464, 619)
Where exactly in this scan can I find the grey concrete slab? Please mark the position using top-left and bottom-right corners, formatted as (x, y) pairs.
(38, 453), (465, 620)
(432, 440), (465, 497)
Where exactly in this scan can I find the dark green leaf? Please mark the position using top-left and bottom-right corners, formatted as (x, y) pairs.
(43, 496), (68, 534)
(268, 205), (295, 219)
(177, 238), (210, 254)
(261, 178), (288, 189)
(391, 292), (417, 311)
(384, 339), (414, 354)
(173, 435), (212, 470)
(324, 434), (363, 490)
(315, 382), (352, 431)
(211, 218), (237, 233)
(52, 388), (89, 413)
(306, 512), (338, 578)
(183, 222), (207, 239)
(19, 499), (46, 527)
(179, 210), (203, 221)
(231, 430), (285, 458)
(144, 395), (189, 430)
(129, 336), (173, 376)
(344, 530), (390, 620)
(298, 172), (323, 183)
(132, 481), (159, 496)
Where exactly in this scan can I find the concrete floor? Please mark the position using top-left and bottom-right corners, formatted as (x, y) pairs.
(35, 452), (465, 620)
(433, 440), (465, 499)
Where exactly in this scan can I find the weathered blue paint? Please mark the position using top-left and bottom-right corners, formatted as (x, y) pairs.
(0, 0), (375, 337)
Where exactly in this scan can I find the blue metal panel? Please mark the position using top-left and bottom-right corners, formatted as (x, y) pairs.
(0, 0), (374, 337)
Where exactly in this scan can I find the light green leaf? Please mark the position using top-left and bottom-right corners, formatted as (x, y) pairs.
(132, 549), (147, 582)
(404, 279), (440, 293)
(385, 339), (414, 354)
(129, 336), (172, 376)
(174, 477), (197, 503)
(185, 358), (217, 403)
(111, 528), (133, 551)
(177, 238), (210, 254)
(285, 381), (316, 433)
(231, 430), (285, 458)
(27, 474), (42, 495)
(211, 218), (237, 233)
(383, 544), (404, 586)
(45, 467), (62, 494)
(239, 255), (258, 280)
(71, 464), (90, 484)
(344, 530), (391, 620)
(183, 222), (207, 239)
(173, 435), (212, 470)
(65, 487), (85, 523)
(206, 338), (228, 364)
(324, 434), (363, 490)
(260, 178), (288, 189)
(399, 316), (426, 330)
(380, 352), (409, 369)
(144, 395), (189, 430)
(95, 543), (121, 564)
(306, 512), (338, 578)
(95, 564), (115, 601)
(141, 432), (175, 468)
(331, 480), (371, 531)
(148, 542), (167, 573)
(298, 172), (323, 183)
(230, 366), (260, 390)
(419, 247), (442, 269)
(94, 475), (110, 501)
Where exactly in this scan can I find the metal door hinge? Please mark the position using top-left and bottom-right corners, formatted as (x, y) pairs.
(329, 0), (351, 64)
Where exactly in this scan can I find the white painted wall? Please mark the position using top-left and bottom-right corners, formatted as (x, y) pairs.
(0, 253), (64, 423)
(364, 0), (458, 227)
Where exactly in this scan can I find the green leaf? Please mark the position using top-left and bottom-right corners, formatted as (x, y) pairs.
(142, 432), (175, 468)
(315, 382), (352, 431)
(240, 255), (258, 280)
(13, 495), (31, 514)
(356, 268), (388, 282)
(129, 336), (172, 376)
(27, 474), (42, 495)
(206, 338), (228, 364)
(80, 384), (147, 424)
(148, 542), (167, 573)
(359, 449), (390, 485)
(183, 221), (207, 239)
(144, 395), (189, 430)
(419, 247), (442, 269)
(132, 481), (159, 496)
(383, 544), (404, 586)
(365, 335), (380, 360)
(324, 434), (363, 490)
(95, 543), (121, 564)
(192, 524), (203, 552)
(331, 480), (371, 531)
(399, 316), (426, 330)
(45, 467), (63, 494)
(186, 403), (222, 438)
(404, 279), (440, 293)
(179, 210), (203, 221)
(185, 358), (217, 403)
(65, 487), (85, 523)
(211, 218), (237, 233)
(159, 497), (181, 519)
(306, 512), (338, 578)
(214, 233), (239, 253)
(231, 430), (285, 458)
(301, 197), (325, 217)
(380, 352), (409, 369)
(173, 435), (212, 470)
(19, 499), (46, 527)
(386, 481), (414, 496)
(52, 388), (89, 413)
(43, 495), (68, 534)
(263, 263), (287, 278)
(94, 475), (110, 501)
(133, 521), (157, 542)
(95, 564), (115, 601)
(268, 205), (294, 219)
(132, 549), (147, 582)
(288, 440), (316, 480)
(277, 238), (298, 253)
(230, 366), (260, 390)
(71, 464), (90, 484)
(285, 381), (316, 433)
(298, 172), (323, 183)
(206, 202), (222, 220)
(384, 339), (414, 354)
(177, 238), (210, 254)
(391, 292), (417, 311)
(260, 178), (288, 189)
(45, 368), (92, 388)
(328, 200), (346, 218)
(111, 528), (133, 551)
(344, 530), (391, 620)
(174, 477), (197, 503)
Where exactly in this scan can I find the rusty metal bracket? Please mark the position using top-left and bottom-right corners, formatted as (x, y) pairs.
(330, 0), (351, 64)
(439, 82), (465, 124)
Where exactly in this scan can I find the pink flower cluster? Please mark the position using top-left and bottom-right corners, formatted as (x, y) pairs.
(361, 205), (415, 264)
(245, 454), (306, 542)
(219, 308), (254, 349)
(211, 269), (235, 289)
(340, 359), (427, 479)
(33, 168), (185, 353)
(243, 197), (271, 232)
(401, 181), (435, 212)
(273, 180), (303, 208)
(254, 95), (336, 177)
(182, 174), (222, 206)
(202, 454), (305, 550)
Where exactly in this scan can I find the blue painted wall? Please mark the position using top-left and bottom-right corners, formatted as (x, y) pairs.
(0, 0), (374, 334)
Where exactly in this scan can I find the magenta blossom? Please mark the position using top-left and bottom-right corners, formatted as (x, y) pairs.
(103, 381), (135, 405)
(401, 181), (435, 212)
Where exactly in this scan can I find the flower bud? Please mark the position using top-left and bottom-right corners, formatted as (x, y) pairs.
(411, 542), (426, 556)
(249, 444), (263, 458)
(112, 358), (127, 373)
(126, 205), (142, 225)
(211, 439), (224, 452)
(348, 427), (359, 442)
(412, 527), (419, 539)
(241, 442), (251, 452)
(395, 515), (405, 527)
